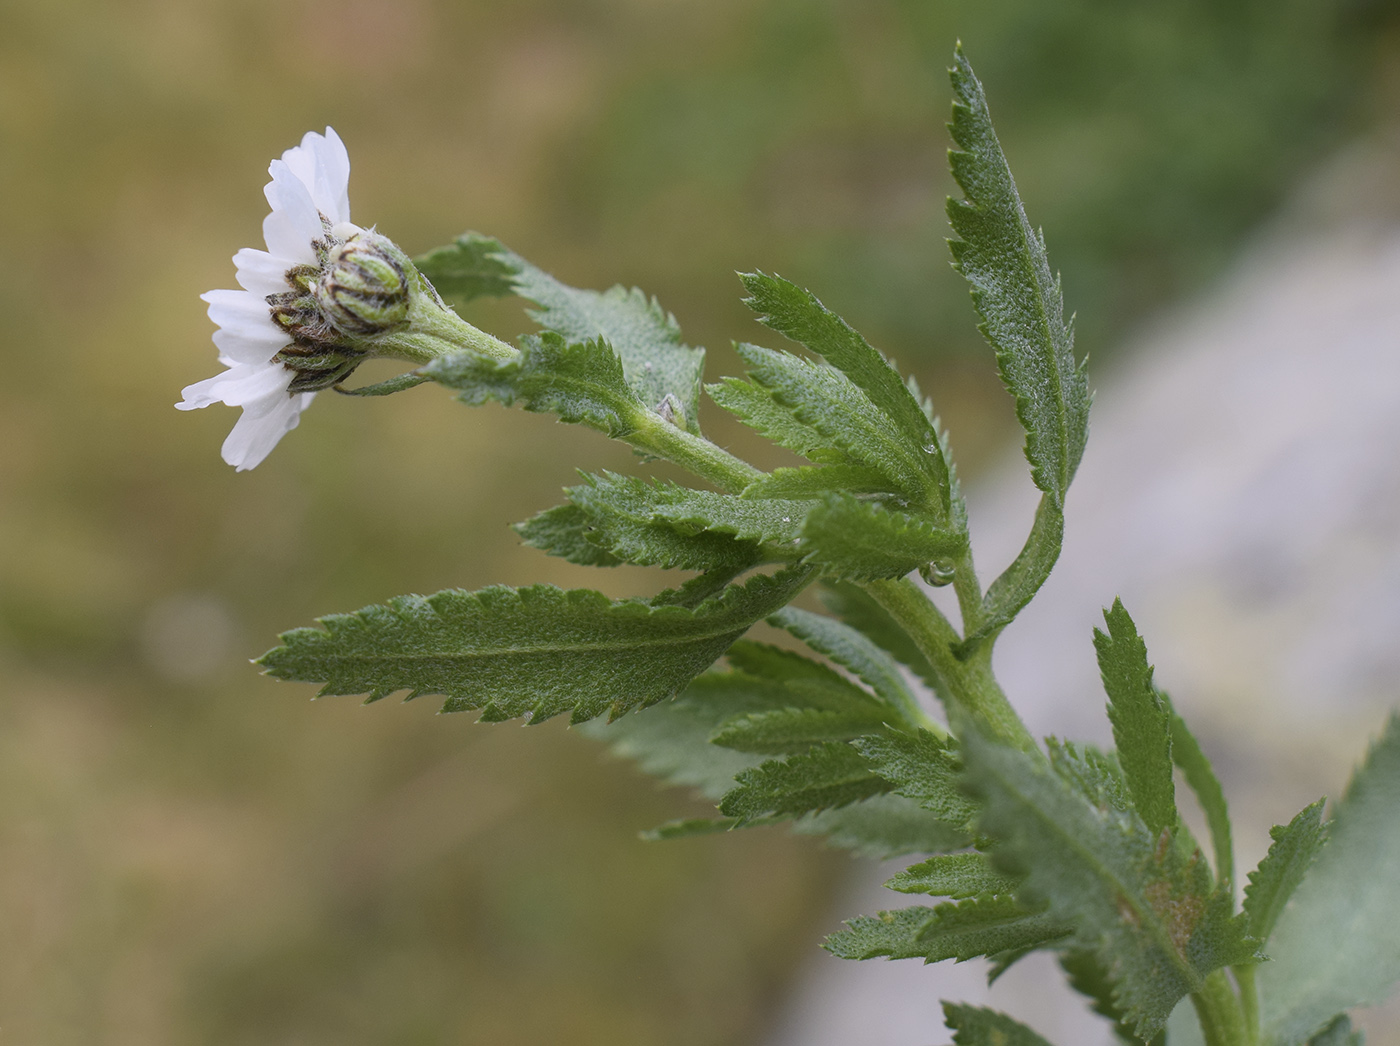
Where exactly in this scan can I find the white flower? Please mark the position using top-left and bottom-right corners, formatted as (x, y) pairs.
(178, 128), (359, 471)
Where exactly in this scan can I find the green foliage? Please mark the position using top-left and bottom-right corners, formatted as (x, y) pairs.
(512, 503), (626, 568)
(825, 896), (1068, 967)
(768, 606), (924, 717)
(705, 375), (848, 465)
(819, 581), (941, 696)
(740, 271), (953, 518)
(792, 794), (973, 858)
(801, 493), (967, 582)
(946, 47), (1089, 509)
(257, 568), (812, 726)
(1306, 1015), (1364, 1046)
(1060, 950), (1166, 1046)
(1259, 714), (1400, 1045)
(1243, 799), (1327, 945)
(710, 707), (893, 756)
(1095, 600), (1177, 838)
(942, 1003), (1057, 1046)
(855, 730), (977, 828)
(741, 464), (895, 499)
(885, 853), (1020, 899)
(426, 332), (645, 437)
(417, 233), (705, 431)
(719, 741), (890, 824)
(961, 730), (1259, 1040)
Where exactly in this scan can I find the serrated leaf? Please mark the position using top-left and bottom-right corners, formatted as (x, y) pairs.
(825, 896), (1067, 966)
(711, 707), (894, 755)
(513, 503), (625, 567)
(417, 233), (704, 431)
(792, 793), (971, 858)
(718, 741), (888, 824)
(426, 331), (645, 437)
(1260, 714), (1400, 1046)
(946, 48), (1089, 507)
(958, 495), (1064, 657)
(564, 473), (767, 572)
(855, 730), (978, 828)
(1167, 702), (1235, 890)
(1046, 737), (1132, 814)
(885, 853), (1020, 898)
(1094, 600), (1176, 837)
(741, 464), (894, 499)
(941, 1003), (1058, 1046)
(413, 232), (517, 303)
(802, 493), (967, 582)
(733, 343), (938, 503)
(820, 581), (941, 696)
(740, 271), (952, 516)
(258, 567), (812, 726)
(706, 376), (849, 465)
(768, 606), (925, 722)
(1244, 799), (1327, 946)
(1060, 950), (1164, 1046)
(961, 731), (1259, 1039)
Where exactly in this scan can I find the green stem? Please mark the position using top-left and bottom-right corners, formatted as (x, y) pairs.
(627, 413), (765, 493)
(1191, 970), (1248, 1046)
(1235, 965), (1260, 1046)
(950, 545), (985, 636)
(863, 577), (1035, 751)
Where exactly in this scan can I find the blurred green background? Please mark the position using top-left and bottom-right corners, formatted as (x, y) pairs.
(2, 0), (1398, 1042)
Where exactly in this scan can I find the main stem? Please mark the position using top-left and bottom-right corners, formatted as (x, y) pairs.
(864, 577), (1035, 751)
(1191, 970), (1249, 1046)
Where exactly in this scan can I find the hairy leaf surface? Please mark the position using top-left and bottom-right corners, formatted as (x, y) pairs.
(856, 730), (977, 827)
(768, 606), (924, 719)
(719, 741), (889, 823)
(826, 896), (1067, 966)
(946, 49), (1089, 507)
(1244, 799), (1326, 945)
(258, 568), (812, 726)
(820, 581), (941, 696)
(802, 493), (967, 582)
(886, 853), (1020, 899)
(942, 1004), (1058, 1046)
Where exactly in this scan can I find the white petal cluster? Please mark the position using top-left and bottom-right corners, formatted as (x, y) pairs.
(179, 129), (357, 470)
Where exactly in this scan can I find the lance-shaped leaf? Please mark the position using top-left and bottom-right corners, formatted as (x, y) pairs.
(257, 567), (813, 726)
(1095, 600), (1177, 837)
(942, 1004), (1058, 1046)
(820, 581), (941, 696)
(706, 376), (849, 465)
(1167, 699), (1235, 890)
(1305, 1016), (1363, 1046)
(1243, 799), (1326, 945)
(886, 853), (1020, 898)
(825, 896), (1068, 967)
(718, 741), (889, 823)
(426, 332), (645, 437)
(856, 729), (978, 828)
(732, 343), (937, 504)
(946, 47), (1088, 508)
(769, 606), (925, 721)
(513, 503), (625, 567)
(1259, 714), (1400, 1046)
(961, 731), (1259, 1040)
(740, 271), (952, 517)
(792, 793), (971, 858)
(560, 473), (773, 572)
(802, 493), (967, 582)
(417, 233), (705, 431)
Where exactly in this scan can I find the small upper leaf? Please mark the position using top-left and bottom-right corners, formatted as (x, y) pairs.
(740, 271), (952, 517)
(825, 897), (1067, 968)
(801, 493), (968, 582)
(257, 567), (812, 726)
(820, 581), (942, 697)
(718, 741), (889, 824)
(1243, 798), (1327, 945)
(947, 47), (1089, 507)
(1094, 600), (1177, 838)
(417, 233), (705, 431)
(855, 730), (978, 828)
(1167, 698), (1235, 891)
(885, 852), (1020, 899)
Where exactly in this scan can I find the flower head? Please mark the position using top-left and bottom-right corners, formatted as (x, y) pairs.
(179, 128), (365, 471)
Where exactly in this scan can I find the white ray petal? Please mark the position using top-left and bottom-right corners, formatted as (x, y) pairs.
(233, 248), (291, 296)
(178, 362), (291, 409)
(221, 389), (314, 471)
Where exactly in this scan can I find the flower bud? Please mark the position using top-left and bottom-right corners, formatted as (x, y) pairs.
(315, 233), (411, 337)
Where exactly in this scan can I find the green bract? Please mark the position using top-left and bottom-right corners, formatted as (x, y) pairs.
(248, 46), (1400, 1046)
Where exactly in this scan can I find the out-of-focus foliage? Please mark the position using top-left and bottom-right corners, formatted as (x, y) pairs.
(0, 0), (1395, 1042)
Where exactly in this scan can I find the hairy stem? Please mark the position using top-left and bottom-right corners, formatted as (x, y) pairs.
(1191, 970), (1248, 1046)
(1235, 965), (1260, 1046)
(863, 577), (1035, 751)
